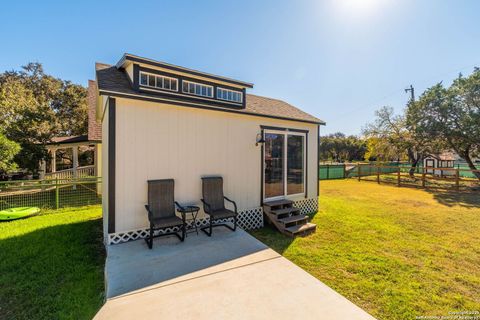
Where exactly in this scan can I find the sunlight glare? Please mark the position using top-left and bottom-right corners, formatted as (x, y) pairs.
(334, 0), (388, 18)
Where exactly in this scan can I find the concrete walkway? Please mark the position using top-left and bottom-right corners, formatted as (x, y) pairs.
(95, 228), (375, 320)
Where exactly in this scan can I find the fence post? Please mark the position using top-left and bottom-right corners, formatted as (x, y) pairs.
(358, 165), (361, 181)
(343, 164), (346, 179)
(397, 167), (401, 187)
(455, 169), (460, 191)
(326, 164), (330, 180)
(55, 178), (59, 209)
(422, 167), (426, 188)
(377, 166), (380, 184)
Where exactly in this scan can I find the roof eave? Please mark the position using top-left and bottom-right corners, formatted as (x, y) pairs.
(97, 89), (324, 125)
(116, 53), (254, 88)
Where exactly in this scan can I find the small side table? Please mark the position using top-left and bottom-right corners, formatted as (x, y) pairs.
(177, 205), (200, 236)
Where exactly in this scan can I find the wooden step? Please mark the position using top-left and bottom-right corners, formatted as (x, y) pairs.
(270, 207), (300, 216)
(284, 222), (316, 236)
(263, 199), (293, 208)
(278, 214), (308, 225)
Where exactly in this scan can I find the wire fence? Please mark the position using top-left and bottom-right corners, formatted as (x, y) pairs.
(0, 177), (102, 210)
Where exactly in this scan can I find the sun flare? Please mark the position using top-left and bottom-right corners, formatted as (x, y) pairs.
(334, 0), (387, 18)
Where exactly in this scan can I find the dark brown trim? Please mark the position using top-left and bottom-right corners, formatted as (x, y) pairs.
(120, 54), (254, 88)
(260, 125), (310, 133)
(133, 64), (140, 91)
(138, 66), (245, 109)
(260, 128), (264, 206)
(317, 125), (320, 197)
(108, 97), (116, 233)
(98, 90), (325, 125)
(305, 132), (308, 198)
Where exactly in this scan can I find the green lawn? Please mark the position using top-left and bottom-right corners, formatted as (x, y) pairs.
(0, 205), (104, 320)
(251, 180), (480, 320)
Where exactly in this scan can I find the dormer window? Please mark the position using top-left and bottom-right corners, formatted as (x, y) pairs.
(182, 80), (213, 98)
(139, 71), (178, 91)
(217, 87), (243, 103)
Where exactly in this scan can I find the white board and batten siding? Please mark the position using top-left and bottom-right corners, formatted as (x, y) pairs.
(106, 97), (318, 235)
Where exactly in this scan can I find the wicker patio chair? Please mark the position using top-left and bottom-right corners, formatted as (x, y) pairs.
(200, 177), (238, 236)
(144, 179), (186, 249)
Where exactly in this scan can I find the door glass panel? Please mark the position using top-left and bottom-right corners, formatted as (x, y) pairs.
(287, 135), (304, 194)
(264, 133), (284, 198)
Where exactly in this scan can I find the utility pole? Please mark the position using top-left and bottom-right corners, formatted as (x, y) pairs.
(405, 84), (415, 102)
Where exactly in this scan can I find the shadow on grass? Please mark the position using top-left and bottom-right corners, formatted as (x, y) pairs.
(249, 223), (295, 255)
(361, 179), (480, 208)
(249, 210), (320, 255)
(0, 219), (105, 320)
(426, 189), (480, 208)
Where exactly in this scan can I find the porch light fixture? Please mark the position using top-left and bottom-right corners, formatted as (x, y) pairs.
(255, 133), (265, 146)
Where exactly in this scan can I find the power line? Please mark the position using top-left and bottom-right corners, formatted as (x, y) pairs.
(327, 61), (479, 123)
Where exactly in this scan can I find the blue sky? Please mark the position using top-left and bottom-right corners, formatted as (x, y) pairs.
(1, 0), (479, 135)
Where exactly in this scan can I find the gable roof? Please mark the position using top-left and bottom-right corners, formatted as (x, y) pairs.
(96, 63), (325, 125)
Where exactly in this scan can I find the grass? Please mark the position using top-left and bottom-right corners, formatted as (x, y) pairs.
(251, 180), (480, 320)
(0, 205), (105, 320)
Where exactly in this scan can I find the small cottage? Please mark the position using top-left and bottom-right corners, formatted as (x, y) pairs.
(423, 152), (457, 176)
(94, 54), (325, 244)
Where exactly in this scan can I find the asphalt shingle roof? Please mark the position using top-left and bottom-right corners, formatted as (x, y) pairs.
(96, 63), (324, 125)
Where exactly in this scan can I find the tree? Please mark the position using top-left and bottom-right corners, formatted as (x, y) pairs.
(364, 106), (433, 176)
(409, 68), (480, 179)
(0, 63), (88, 173)
(319, 132), (367, 162)
(0, 131), (20, 174)
(51, 81), (88, 136)
(364, 136), (405, 162)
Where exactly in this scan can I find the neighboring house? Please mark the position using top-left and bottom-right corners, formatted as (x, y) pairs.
(40, 83), (102, 180)
(424, 151), (456, 172)
(94, 53), (325, 244)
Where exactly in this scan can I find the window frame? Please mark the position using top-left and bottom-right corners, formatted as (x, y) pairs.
(139, 71), (179, 92)
(263, 129), (306, 201)
(217, 87), (243, 103)
(182, 80), (214, 98)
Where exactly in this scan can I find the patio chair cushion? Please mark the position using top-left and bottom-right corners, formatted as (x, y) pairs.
(202, 177), (225, 212)
(207, 208), (237, 220)
(151, 216), (184, 229)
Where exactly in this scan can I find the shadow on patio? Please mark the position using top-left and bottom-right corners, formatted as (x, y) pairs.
(105, 227), (277, 298)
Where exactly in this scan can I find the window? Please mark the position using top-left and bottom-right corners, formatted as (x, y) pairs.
(217, 87), (242, 103)
(264, 131), (305, 199)
(182, 80), (213, 98)
(139, 71), (178, 91)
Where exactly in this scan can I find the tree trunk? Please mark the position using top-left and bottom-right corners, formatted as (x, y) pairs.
(409, 158), (420, 177)
(407, 148), (419, 178)
(463, 152), (480, 180)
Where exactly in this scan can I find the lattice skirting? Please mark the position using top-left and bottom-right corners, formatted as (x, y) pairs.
(293, 197), (318, 215)
(107, 206), (264, 245)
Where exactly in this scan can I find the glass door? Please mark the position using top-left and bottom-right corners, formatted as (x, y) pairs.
(264, 133), (285, 199)
(264, 130), (305, 201)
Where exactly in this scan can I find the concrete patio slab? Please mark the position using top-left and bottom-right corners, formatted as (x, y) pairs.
(95, 228), (375, 320)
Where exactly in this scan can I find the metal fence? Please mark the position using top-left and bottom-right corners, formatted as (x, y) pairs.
(0, 177), (102, 210)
